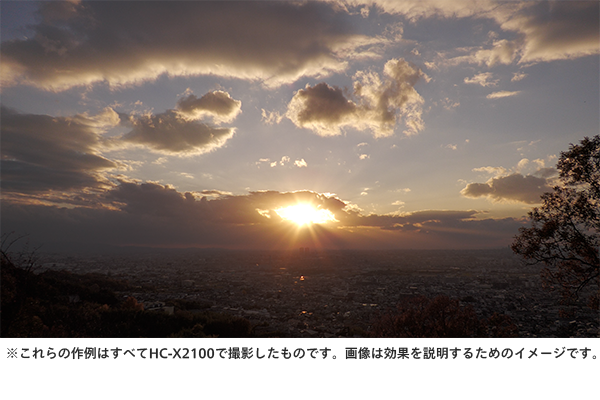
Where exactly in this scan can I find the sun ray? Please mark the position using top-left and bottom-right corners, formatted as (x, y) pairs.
(274, 203), (337, 226)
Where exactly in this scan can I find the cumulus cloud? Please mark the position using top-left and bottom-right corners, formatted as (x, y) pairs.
(286, 58), (425, 137)
(176, 90), (242, 124)
(256, 156), (307, 168)
(462, 157), (560, 204)
(0, 106), (116, 196)
(111, 90), (241, 155)
(121, 110), (235, 155)
(287, 83), (358, 136)
(461, 173), (553, 204)
(1, 1), (383, 90)
(294, 159), (308, 168)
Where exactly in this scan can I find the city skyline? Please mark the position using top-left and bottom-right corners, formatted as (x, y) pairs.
(1, 0), (598, 251)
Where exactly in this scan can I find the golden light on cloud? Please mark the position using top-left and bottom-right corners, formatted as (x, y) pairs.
(275, 204), (337, 226)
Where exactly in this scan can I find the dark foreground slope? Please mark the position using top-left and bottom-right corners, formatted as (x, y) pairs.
(1, 255), (253, 338)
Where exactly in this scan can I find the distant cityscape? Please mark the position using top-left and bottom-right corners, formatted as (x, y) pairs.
(35, 247), (599, 338)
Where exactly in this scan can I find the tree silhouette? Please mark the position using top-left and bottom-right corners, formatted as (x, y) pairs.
(512, 136), (599, 309)
(369, 295), (518, 338)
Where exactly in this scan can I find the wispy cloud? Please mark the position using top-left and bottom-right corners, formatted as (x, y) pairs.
(464, 72), (498, 87)
(511, 72), (527, 82)
(486, 90), (521, 99)
(409, 1), (598, 67)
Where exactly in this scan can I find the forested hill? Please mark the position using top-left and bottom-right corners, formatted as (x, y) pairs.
(1, 255), (253, 338)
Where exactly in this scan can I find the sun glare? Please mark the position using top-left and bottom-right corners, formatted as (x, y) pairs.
(275, 204), (337, 226)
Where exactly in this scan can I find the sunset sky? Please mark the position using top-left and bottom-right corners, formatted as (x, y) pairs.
(1, 0), (599, 251)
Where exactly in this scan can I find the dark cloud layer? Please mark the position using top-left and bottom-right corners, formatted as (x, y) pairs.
(0, 106), (115, 194)
(2, 182), (525, 251)
(0, 95), (240, 202)
(499, 1), (600, 63)
(2, 1), (596, 91)
(1, 1), (373, 90)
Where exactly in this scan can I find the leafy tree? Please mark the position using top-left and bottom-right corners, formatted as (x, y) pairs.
(512, 136), (599, 309)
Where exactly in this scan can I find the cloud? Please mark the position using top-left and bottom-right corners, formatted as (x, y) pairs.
(257, 156), (308, 168)
(344, 1), (600, 68)
(461, 173), (553, 204)
(121, 109), (236, 155)
(1, 1), (383, 90)
(111, 90), (241, 155)
(496, 1), (600, 64)
(474, 39), (519, 67)
(464, 72), (498, 87)
(2, 183), (526, 250)
(386, 0), (598, 67)
(463, 157), (560, 204)
(4, 1), (593, 94)
(199, 190), (233, 198)
(473, 166), (507, 177)
(106, 185), (350, 227)
(511, 71), (527, 82)
(441, 98), (460, 110)
(286, 58), (425, 137)
(261, 109), (284, 125)
(0, 106), (116, 196)
(0, 88), (240, 204)
(486, 90), (521, 99)
(176, 90), (242, 124)
(294, 159), (308, 168)
(340, 0), (495, 22)
(286, 83), (358, 136)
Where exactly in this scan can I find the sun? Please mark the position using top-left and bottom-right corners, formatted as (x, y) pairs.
(275, 204), (337, 226)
